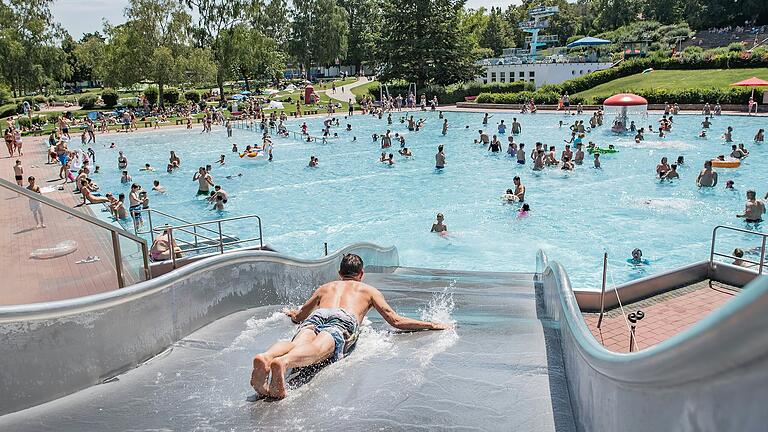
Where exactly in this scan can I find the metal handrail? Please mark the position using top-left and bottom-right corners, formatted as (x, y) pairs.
(0, 178), (151, 287)
(710, 225), (767, 274)
(147, 213), (264, 269)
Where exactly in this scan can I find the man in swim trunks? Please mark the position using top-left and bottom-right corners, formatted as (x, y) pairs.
(250, 254), (449, 399)
(435, 145), (445, 169)
(696, 160), (718, 187)
(513, 176), (525, 201)
(193, 167), (214, 195)
(736, 190), (765, 223)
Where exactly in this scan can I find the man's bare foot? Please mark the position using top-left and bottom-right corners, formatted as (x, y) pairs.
(268, 358), (288, 399)
(250, 354), (271, 396)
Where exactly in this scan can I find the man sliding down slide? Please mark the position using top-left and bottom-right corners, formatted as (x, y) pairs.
(251, 253), (451, 399)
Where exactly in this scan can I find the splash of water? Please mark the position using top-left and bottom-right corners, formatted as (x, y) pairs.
(223, 311), (289, 353)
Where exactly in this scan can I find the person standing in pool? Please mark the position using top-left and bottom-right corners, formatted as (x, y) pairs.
(442, 119), (448, 135)
(574, 142), (584, 165)
(736, 190), (765, 223)
(517, 143), (526, 165)
(435, 145), (446, 169)
(512, 176), (525, 201)
(250, 254), (449, 399)
(696, 160), (718, 188)
(431, 213), (447, 233)
(193, 166), (214, 195)
(511, 118), (522, 134)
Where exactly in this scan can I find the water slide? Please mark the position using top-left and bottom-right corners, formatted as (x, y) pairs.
(1, 245), (767, 431)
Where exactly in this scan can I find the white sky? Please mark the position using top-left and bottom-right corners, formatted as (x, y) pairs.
(53, 0), (523, 38)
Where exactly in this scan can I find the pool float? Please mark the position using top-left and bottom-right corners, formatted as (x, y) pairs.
(239, 149), (263, 158)
(30, 240), (78, 259)
(711, 159), (740, 168)
(587, 147), (619, 154)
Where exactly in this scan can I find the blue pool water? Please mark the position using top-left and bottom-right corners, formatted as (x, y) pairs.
(85, 111), (767, 287)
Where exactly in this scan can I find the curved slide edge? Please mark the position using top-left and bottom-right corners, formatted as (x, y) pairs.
(536, 250), (768, 432)
(0, 243), (398, 416)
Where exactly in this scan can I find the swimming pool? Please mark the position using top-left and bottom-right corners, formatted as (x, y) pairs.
(87, 111), (767, 288)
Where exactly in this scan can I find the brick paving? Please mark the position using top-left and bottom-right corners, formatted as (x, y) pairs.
(582, 280), (738, 353)
(0, 129), (151, 306)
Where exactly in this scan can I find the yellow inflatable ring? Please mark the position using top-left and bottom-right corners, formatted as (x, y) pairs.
(711, 159), (740, 168)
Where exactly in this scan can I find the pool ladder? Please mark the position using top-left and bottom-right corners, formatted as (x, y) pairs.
(133, 208), (264, 269)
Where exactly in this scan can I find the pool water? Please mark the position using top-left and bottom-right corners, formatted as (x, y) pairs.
(86, 111), (767, 288)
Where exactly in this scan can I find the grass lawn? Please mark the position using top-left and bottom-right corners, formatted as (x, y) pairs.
(351, 80), (379, 100)
(575, 68), (768, 102)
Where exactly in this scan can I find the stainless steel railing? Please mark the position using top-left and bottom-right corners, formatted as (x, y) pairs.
(710, 225), (767, 274)
(134, 208), (264, 269)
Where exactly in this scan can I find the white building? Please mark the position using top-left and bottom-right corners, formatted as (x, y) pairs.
(477, 60), (613, 88)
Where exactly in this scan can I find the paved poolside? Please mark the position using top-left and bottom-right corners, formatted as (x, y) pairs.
(0, 134), (141, 305)
(582, 280), (736, 352)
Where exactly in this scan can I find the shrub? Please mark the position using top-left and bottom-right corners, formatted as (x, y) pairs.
(33, 95), (46, 104)
(0, 103), (19, 118)
(184, 90), (200, 103)
(101, 88), (119, 108)
(366, 81), (534, 104)
(17, 117), (32, 128)
(0, 86), (10, 105)
(143, 86), (158, 106)
(78, 94), (97, 109)
(162, 88), (180, 105)
(47, 113), (60, 123)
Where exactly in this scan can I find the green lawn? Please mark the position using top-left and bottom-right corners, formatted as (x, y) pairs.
(575, 68), (768, 102)
(351, 80), (378, 100)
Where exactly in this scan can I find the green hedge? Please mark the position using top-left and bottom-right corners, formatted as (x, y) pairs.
(184, 90), (200, 103)
(101, 89), (119, 108)
(476, 87), (752, 105)
(144, 87), (158, 106)
(78, 94), (97, 109)
(162, 88), (180, 105)
(366, 81), (535, 104)
(0, 103), (19, 118)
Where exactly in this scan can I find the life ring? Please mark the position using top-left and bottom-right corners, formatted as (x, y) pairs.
(30, 240), (78, 259)
(239, 151), (262, 158)
(711, 159), (740, 168)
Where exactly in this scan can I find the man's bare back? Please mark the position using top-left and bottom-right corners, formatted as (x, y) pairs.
(251, 254), (449, 399)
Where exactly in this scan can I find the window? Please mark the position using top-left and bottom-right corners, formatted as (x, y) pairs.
(529, 71), (535, 77)
(483, 79), (488, 84)
(490, 72), (496, 83)
(519, 71), (525, 78)
(571, 70), (575, 75)
(580, 70), (584, 75)
(500, 72), (506, 82)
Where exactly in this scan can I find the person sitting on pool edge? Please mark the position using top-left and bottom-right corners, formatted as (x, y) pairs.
(250, 254), (449, 399)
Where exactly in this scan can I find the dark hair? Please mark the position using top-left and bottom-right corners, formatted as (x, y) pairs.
(339, 253), (364, 278)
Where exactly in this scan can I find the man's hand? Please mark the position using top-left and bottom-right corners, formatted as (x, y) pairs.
(283, 308), (300, 323)
(430, 322), (453, 330)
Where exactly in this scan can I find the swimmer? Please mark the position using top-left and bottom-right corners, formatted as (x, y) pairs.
(662, 164), (679, 180)
(398, 147), (413, 157)
(574, 143), (584, 165)
(225, 173), (243, 179)
(152, 180), (166, 193)
(435, 145), (445, 169)
(755, 128), (764, 142)
(478, 130), (490, 145)
(385, 153), (395, 166)
(517, 203), (530, 218)
(212, 194), (225, 210)
(139, 163), (155, 172)
(723, 126), (733, 142)
(730, 145), (746, 159)
(628, 248), (648, 265)
(656, 157), (670, 178)
(309, 156), (318, 167)
(216, 154), (226, 165)
(430, 213), (447, 233)
(736, 190), (765, 223)
(232, 143), (238, 153)
(517, 143), (526, 165)
(120, 170), (132, 184)
(497, 120), (506, 134)
(726, 180), (735, 190)
(502, 188), (517, 203)
(732, 248), (748, 267)
(696, 160), (718, 187)
(379, 152), (387, 162)
(676, 156), (684, 165)
(512, 176), (525, 201)
(593, 153), (601, 169)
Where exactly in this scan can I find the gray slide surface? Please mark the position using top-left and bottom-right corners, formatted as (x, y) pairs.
(0, 267), (575, 431)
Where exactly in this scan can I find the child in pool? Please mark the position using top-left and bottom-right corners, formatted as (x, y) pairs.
(628, 248), (650, 265)
(518, 203), (530, 218)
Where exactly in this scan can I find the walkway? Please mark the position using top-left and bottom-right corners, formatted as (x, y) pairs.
(0, 133), (143, 305)
(322, 76), (372, 104)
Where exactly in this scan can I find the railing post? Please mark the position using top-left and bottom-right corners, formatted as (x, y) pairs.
(147, 210), (155, 243)
(324, 242), (328, 256)
(193, 225), (199, 248)
(141, 241), (151, 280)
(597, 252), (607, 329)
(760, 236), (767, 275)
(709, 226), (718, 268)
(111, 231), (125, 288)
(169, 229), (177, 269)
(258, 218), (264, 249)
(218, 221), (224, 254)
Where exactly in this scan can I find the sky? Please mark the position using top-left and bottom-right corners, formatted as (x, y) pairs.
(53, 0), (522, 38)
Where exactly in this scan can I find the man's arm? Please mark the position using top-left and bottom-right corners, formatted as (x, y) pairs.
(370, 288), (449, 331)
(284, 287), (323, 324)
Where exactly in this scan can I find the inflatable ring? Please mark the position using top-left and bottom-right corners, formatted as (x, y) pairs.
(588, 147), (619, 154)
(711, 159), (740, 168)
(30, 240), (78, 259)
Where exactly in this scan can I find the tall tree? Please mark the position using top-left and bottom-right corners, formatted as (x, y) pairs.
(218, 24), (285, 91)
(99, 0), (213, 106)
(338, 0), (382, 72)
(480, 7), (511, 56)
(379, 0), (479, 86)
(0, 0), (69, 96)
(289, 0), (349, 71)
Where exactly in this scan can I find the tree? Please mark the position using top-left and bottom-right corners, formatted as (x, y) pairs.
(339, 0), (382, 72)
(72, 33), (106, 85)
(480, 7), (511, 56)
(0, 0), (70, 96)
(218, 24), (285, 91)
(183, 0), (263, 102)
(99, 0), (213, 106)
(289, 0), (349, 71)
(379, 0), (479, 86)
